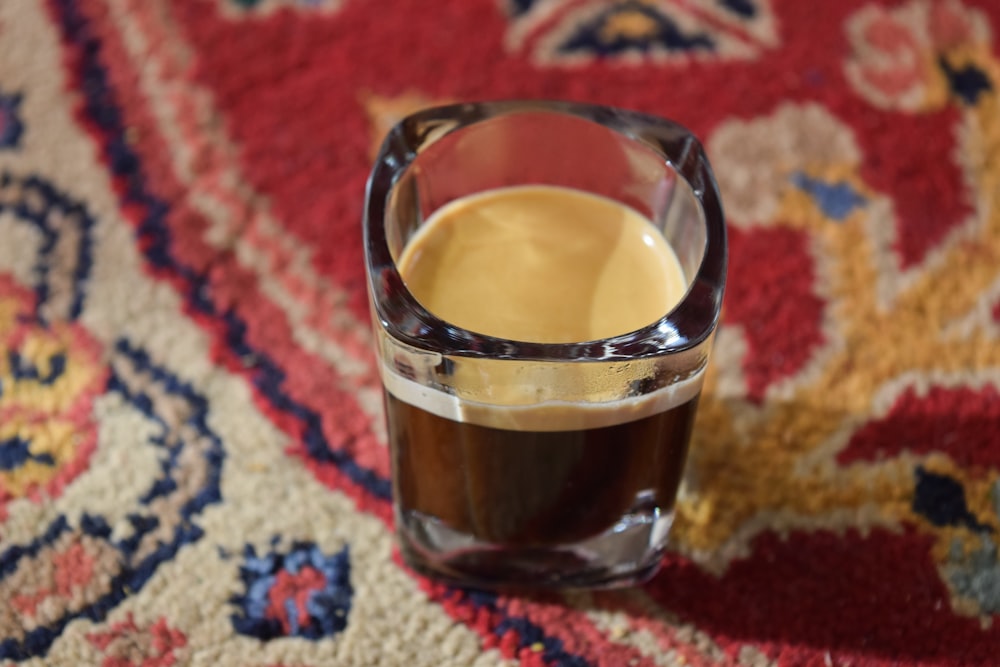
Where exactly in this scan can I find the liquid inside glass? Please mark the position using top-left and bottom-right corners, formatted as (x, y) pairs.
(384, 184), (700, 586)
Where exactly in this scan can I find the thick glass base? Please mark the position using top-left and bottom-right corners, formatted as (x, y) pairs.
(397, 508), (674, 589)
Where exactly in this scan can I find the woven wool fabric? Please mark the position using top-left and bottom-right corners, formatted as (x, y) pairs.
(1, 0), (999, 665)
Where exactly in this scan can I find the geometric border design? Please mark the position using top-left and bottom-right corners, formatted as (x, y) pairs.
(0, 338), (224, 661)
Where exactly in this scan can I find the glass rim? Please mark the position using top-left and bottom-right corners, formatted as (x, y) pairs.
(364, 99), (727, 362)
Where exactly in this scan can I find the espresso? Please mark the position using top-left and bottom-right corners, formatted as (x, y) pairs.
(397, 185), (686, 343)
(387, 185), (700, 552)
(387, 393), (698, 546)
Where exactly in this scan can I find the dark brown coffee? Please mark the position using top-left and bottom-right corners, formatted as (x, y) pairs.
(387, 392), (698, 546)
(386, 184), (700, 561)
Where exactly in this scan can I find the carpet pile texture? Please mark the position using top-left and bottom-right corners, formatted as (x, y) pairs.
(1, 0), (999, 665)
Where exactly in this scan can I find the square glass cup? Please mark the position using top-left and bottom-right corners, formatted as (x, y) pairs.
(364, 100), (726, 589)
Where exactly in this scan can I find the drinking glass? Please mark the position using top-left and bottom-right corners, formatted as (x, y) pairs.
(364, 100), (726, 589)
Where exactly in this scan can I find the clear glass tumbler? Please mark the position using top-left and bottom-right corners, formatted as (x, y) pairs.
(364, 100), (726, 589)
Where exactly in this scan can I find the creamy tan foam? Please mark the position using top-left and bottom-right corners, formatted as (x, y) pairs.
(384, 185), (704, 431)
(397, 185), (688, 343)
(379, 366), (704, 431)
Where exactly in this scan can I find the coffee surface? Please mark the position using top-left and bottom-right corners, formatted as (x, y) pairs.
(397, 185), (687, 343)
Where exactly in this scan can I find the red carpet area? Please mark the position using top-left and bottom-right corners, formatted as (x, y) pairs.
(1, 0), (999, 664)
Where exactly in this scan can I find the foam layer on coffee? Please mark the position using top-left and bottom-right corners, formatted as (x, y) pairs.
(381, 360), (705, 431)
(387, 184), (700, 431)
(397, 185), (688, 344)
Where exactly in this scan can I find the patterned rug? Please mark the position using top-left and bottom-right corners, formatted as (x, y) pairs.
(1, 0), (999, 665)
